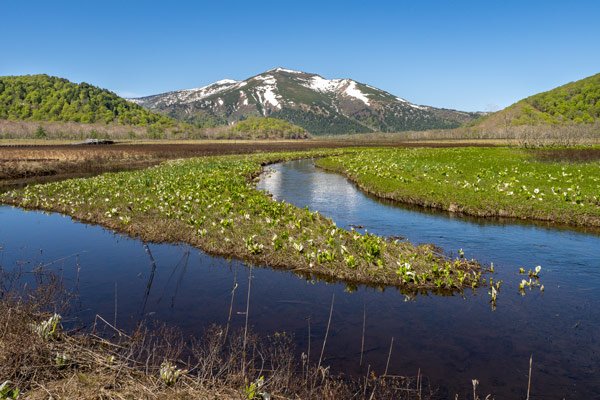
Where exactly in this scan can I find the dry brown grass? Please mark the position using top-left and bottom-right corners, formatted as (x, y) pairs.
(531, 147), (600, 162)
(0, 119), (167, 140)
(321, 124), (600, 147)
(0, 271), (431, 400)
(0, 119), (302, 141)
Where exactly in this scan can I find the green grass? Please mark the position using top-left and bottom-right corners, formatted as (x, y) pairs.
(316, 147), (600, 228)
(0, 149), (480, 291)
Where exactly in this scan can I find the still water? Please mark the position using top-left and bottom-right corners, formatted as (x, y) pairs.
(1, 159), (599, 398)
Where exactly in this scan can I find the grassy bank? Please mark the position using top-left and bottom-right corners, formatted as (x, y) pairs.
(316, 147), (600, 228)
(0, 150), (480, 291)
(0, 277), (430, 400)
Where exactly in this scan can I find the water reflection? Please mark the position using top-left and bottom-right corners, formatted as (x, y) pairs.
(0, 159), (599, 398)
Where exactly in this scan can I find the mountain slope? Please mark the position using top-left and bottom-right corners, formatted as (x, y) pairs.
(131, 68), (480, 135)
(0, 74), (176, 128)
(472, 72), (600, 130)
(230, 117), (309, 139)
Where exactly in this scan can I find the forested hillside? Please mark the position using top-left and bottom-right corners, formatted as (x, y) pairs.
(472, 72), (600, 130)
(0, 74), (175, 128)
(512, 72), (600, 125)
(230, 117), (309, 139)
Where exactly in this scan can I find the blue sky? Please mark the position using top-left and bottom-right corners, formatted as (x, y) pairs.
(1, 0), (599, 111)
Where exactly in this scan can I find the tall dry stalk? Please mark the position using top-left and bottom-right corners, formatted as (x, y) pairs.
(317, 293), (335, 373)
(384, 337), (394, 376)
(223, 267), (238, 342)
(242, 265), (253, 377)
(360, 303), (366, 367)
(527, 354), (533, 400)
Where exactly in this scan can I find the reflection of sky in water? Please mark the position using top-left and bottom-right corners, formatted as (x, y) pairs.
(1, 159), (599, 398)
(257, 159), (600, 398)
(259, 160), (360, 227)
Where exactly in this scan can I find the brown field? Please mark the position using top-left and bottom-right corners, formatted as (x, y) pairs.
(530, 147), (600, 162)
(338, 124), (600, 147)
(0, 139), (500, 191)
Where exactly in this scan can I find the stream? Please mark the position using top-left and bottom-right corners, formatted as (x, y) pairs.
(1, 158), (599, 398)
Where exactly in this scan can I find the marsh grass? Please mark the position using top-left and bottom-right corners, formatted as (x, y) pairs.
(0, 150), (481, 290)
(316, 147), (600, 228)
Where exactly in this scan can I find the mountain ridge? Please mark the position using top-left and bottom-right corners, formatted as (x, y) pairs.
(129, 68), (482, 135)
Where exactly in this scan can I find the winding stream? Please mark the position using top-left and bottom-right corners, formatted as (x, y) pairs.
(1, 159), (599, 398)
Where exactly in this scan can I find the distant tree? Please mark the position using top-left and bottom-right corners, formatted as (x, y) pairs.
(35, 125), (47, 139)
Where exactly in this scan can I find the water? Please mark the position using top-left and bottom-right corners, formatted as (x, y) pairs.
(1, 159), (599, 398)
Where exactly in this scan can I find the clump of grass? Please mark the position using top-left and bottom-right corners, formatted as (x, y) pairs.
(0, 150), (481, 291)
(518, 265), (544, 295)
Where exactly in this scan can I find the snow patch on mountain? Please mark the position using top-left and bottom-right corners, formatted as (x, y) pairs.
(343, 81), (370, 105)
(269, 67), (303, 74)
(262, 87), (281, 109)
(239, 91), (249, 106)
(304, 76), (344, 92)
(214, 79), (238, 85)
(145, 80), (241, 106)
(252, 75), (276, 84)
(249, 74), (282, 110)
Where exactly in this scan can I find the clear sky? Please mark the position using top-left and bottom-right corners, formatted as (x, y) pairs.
(1, 0), (599, 111)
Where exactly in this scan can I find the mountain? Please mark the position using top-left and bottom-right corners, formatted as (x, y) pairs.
(471, 72), (600, 130)
(230, 117), (309, 139)
(130, 68), (481, 135)
(0, 74), (176, 129)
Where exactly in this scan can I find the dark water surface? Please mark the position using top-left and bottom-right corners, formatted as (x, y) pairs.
(1, 159), (599, 398)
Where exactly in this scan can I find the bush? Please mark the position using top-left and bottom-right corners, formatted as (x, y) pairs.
(34, 125), (47, 139)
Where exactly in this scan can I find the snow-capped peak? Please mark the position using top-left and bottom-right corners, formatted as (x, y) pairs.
(213, 79), (239, 85)
(268, 67), (304, 74)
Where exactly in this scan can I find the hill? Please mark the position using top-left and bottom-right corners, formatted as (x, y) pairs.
(0, 74), (176, 128)
(472, 72), (600, 131)
(130, 68), (481, 135)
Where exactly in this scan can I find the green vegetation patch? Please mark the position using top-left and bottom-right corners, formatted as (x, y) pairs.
(316, 147), (600, 228)
(0, 74), (175, 128)
(0, 150), (479, 291)
(516, 73), (600, 125)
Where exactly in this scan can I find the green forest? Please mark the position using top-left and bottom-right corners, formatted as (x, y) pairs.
(0, 74), (175, 128)
(512, 72), (600, 125)
(230, 117), (309, 138)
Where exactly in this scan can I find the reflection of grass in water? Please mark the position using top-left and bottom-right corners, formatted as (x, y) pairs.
(0, 272), (454, 400)
(316, 147), (600, 228)
(1, 150), (481, 292)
